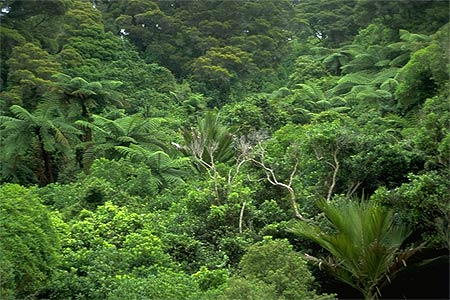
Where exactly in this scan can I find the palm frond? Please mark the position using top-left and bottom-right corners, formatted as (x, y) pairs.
(291, 199), (417, 299)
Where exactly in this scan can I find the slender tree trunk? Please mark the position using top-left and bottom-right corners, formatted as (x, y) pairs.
(326, 148), (339, 202)
(36, 133), (54, 185)
(80, 99), (92, 143)
(42, 146), (54, 184)
(80, 100), (94, 170)
(239, 200), (246, 233)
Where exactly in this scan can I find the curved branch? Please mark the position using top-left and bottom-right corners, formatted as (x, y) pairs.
(326, 148), (340, 202)
(250, 152), (309, 221)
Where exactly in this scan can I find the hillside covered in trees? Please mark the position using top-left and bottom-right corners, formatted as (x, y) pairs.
(0, 0), (449, 299)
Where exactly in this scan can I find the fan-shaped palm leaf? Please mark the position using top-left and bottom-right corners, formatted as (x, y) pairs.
(180, 111), (235, 172)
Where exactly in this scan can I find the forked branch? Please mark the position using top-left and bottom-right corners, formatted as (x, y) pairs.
(250, 146), (309, 221)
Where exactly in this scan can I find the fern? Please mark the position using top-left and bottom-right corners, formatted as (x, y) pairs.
(337, 71), (373, 85)
(388, 53), (410, 67)
(370, 68), (399, 85)
(380, 78), (399, 93)
(10, 105), (34, 121)
(115, 145), (188, 186)
(342, 53), (377, 73)
(75, 120), (108, 135)
(0, 103), (80, 184)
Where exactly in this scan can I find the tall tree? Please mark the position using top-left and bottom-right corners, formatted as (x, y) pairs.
(0, 103), (80, 185)
(0, 42), (61, 110)
(75, 113), (168, 167)
(0, 184), (59, 299)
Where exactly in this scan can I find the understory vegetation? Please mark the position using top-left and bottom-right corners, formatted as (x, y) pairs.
(0, 1), (449, 299)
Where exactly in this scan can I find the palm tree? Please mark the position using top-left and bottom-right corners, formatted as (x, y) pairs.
(0, 103), (80, 185)
(178, 111), (235, 173)
(291, 200), (423, 300)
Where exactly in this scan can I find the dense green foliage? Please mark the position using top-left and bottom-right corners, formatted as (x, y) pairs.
(0, 1), (448, 299)
(0, 184), (59, 299)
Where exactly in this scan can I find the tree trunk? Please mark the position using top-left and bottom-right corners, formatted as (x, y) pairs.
(36, 133), (54, 186)
(239, 201), (246, 233)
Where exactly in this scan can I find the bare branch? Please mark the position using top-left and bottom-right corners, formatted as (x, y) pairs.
(303, 253), (322, 264)
(288, 158), (299, 186)
(250, 147), (309, 221)
(239, 200), (246, 233)
(347, 181), (362, 198)
(326, 148), (340, 202)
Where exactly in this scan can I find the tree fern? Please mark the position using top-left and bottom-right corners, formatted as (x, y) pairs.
(388, 30), (432, 54)
(115, 144), (189, 187)
(75, 113), (168, 168)
(0, 103), (80, 185)
(379, 78), (399, 93)
(370, 68), (399, 85)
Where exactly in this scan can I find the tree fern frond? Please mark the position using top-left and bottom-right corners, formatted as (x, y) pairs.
(81, 145), (96, 170)
(53, 121), (82, 135)
(92, 114), (124, 136)
(68, 77), (89, 90)
(86, 81), (103, 92)
(399, 29), (432, 45)
(101, 80), (123, 90)
(329, 81), (360, 96)
(330, 106), (351, 113)
(297, 83), (326, 102)
(337, 71), (373, 85)
(75, 120), (108, 135)
(93, 142), (116, 153)
(342, 53), (377, 73)
(116, 136), (138, 144)
(380, 78), (399, 93)
(374, 59), (391, 68)
(370, 68), (399, 85)
(389, 53), (410, 67)
(118, 115), (141, 135)
(39, 127), (56, 152)
(0, 116), (22, 126)
(114, 146), (141, 160)
(138, 117), (163, 132)
(51, 72), (72, 83)
(10, 105), (35, 122)
(53, 128), (70, 147)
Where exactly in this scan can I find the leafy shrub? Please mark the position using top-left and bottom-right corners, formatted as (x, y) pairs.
(0, 184), (59, 299)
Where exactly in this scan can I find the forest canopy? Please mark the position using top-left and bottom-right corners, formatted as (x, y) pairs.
(0, 0), (449, 299)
